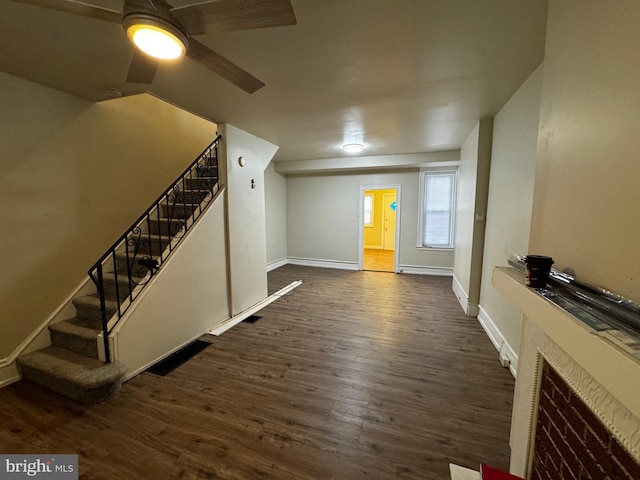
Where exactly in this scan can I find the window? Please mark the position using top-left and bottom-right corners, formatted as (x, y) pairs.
(363, 194), (374, 226)
(419, 170), (456, 248)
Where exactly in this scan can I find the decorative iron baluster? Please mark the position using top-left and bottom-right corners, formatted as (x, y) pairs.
(87, 135), (221, 363)
(111, 252), (121, 317)
(92, 263), (111, 363)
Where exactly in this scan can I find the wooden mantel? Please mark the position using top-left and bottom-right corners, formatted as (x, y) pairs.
(493, 266), (640, 476)
(493, 266), (640, 420)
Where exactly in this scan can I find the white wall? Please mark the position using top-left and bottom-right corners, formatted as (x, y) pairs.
(0, 73), (217, 360)
(286, 170), (454, 271)
(264, 162), (288, 268)
(478, 65), (543, 365)
(220, 124), (279, 315)
(529, 0), (640, 303)
(452, 119), (493, 315)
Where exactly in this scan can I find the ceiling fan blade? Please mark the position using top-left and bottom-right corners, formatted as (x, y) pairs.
(171, 0), (296, 35)
(126, 49), (159, 84)
(126, 0), (157, 10)
(7, 0), (120, 23)
(187, 38), (265, 94)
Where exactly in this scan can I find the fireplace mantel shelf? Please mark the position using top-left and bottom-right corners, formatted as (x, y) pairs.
(492, 266), (640, 421)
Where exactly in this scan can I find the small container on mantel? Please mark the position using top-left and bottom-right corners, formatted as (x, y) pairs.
(524, 255), (554, 288)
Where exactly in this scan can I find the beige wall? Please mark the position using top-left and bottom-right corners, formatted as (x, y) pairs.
(452, 119), (493, 314)
(220, 124), (278, 315)
(113, 195), (229, 377)
(0, 73), (216, 359)
(530, 1), (640, 302)
(264, 162), (288, 266)
(286, 170), (454, 270)
(479, 65), (543, 357)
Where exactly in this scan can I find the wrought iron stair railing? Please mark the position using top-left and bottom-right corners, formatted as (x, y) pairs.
(88, 135), (222, 362)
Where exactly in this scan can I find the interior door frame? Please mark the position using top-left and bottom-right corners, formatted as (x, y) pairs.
(358, 184), (402, 272)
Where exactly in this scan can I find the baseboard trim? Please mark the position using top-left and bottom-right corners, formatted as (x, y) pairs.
(267, 258), (288, 272)
(477, 305), (518, 378)
(0, 363), (21, 388)
(399, 265), (453, 276)
(123, 329), (211, 381)
(452, 276), (478, 316)
(209, 281), (302, 336)
(287, 257), (359, 271)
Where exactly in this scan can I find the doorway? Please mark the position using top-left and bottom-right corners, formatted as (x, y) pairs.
(360, 186), (400, 272)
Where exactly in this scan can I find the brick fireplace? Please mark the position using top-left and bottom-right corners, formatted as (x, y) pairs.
(532, 361), (639, 480)
(493, 267), (640, 480)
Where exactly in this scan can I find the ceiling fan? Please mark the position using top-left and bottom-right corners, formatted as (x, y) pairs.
(10, 0), (297, 93)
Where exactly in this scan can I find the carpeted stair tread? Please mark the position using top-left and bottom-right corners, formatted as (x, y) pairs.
(160, 203), (198, 218)
(18, 346), (127, 404)
(101, 272), (136, 297)
(72, 294), (117, 311)
(50, 318), (102, 338)
(49, 318), (102, 358)
(72, 294), (117, 321)
(15, 152), (221, 404)
(102, 271), (133, 283)
(148, 217), (186, 236)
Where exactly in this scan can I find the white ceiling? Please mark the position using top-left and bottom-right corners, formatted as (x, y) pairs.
(0, 0), (548, 162)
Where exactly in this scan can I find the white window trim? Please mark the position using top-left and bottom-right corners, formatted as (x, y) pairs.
(417, 168), (457, 250)
(363, 193), (374, 227)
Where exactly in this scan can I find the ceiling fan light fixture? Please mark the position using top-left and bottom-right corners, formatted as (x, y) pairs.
(124, 14), (188, 60)
(343, 143), (364, 153)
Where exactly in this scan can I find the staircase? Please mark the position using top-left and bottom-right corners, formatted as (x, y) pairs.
(17, 137), (222, 404)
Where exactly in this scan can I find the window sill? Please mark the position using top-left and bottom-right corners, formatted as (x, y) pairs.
(416, 246), (454, 252)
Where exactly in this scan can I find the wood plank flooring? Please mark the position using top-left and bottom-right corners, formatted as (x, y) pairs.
(362, 248), (394, 272)
(0, 265), (515, 479)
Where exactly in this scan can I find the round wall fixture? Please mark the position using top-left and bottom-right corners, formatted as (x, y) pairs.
(238, 156), (246, 167)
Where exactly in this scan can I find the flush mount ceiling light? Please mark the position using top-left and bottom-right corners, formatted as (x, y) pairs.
(123, 13), (189, 60)
(343, 143), (364, 153)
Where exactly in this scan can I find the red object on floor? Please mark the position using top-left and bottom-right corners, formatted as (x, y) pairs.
(480, 464), (524, 480)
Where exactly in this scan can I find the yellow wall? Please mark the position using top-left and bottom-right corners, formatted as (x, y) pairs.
(0, 73), (217, 359)
(529, 1), (640, 302)
(364, 189), (396, 249)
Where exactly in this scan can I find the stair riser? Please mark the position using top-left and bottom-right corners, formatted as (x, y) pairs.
(19, 363), (124, 404)
(194, 165), (217, 178)
(50, 330), (99, 359)
(123, 237), (170, 257)
(147, 220), (185, 237)
(183, 178), (216, 190)
(102, 281), (135, 303)
(174, 191), (211, 204)
(160, 203), (197, 218)
(75, 304), (117, 323)
(113, 256), (157, 283)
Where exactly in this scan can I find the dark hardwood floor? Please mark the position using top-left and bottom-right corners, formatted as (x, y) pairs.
(0, 265), (515, 479)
